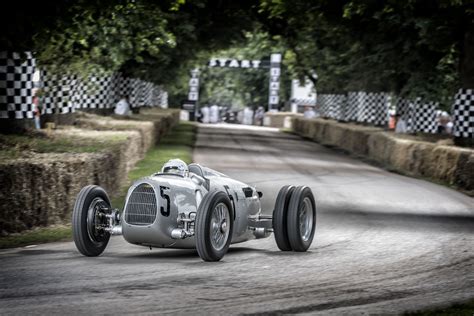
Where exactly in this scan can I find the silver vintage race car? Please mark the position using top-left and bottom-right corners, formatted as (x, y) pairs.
(72, 159), (316, 261)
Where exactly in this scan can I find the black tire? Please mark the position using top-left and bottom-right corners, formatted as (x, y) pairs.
(196, 191), (234, 262)
(287, 186), (316, 252)
(272, 185), (295, 251)
(72, 185), (111, 257)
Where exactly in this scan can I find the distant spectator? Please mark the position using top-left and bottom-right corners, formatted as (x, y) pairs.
(210, 104), (219, 123)
(200, 105), (210, 124)
(114, 95), (131, 116)
(303, 106), (316, 119)
(254, 106), (265, 126)
(446, 120), (454, 134)
(388, 109), (397, 130)
(437, 111), (453, 134)
(32, 88), (42, 130)
(395, 113), (407, 133)
(242, 106), (254, 125)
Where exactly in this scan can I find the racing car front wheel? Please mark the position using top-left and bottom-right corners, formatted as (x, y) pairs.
(287, 186), (316, 252)
(72, 185), (111, 256)
(195, 191), (234, 262)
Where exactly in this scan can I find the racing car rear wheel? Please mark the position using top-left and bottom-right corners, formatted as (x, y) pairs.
(273, 185), (295, 251)
(287, 186), (316, 252)
(72, 185), (111, 256)
(196, 191), (234, 262)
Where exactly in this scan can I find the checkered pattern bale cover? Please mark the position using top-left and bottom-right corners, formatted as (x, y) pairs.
(0, 52), (36, 119)
(452, 88), (474, 138)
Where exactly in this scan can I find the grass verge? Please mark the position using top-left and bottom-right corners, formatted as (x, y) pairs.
(0, 225), (72, 249)
(0, 122), (196, 249)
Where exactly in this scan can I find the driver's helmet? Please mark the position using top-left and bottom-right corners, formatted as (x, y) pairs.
(161, 159), (189, 177)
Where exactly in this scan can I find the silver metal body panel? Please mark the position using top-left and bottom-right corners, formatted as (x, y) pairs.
(121, 166), (264, 249)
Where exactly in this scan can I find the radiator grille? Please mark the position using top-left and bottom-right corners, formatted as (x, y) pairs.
(125, 184), (158, 225)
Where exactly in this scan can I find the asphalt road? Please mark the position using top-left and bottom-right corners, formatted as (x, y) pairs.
(1, 123), (473, 315)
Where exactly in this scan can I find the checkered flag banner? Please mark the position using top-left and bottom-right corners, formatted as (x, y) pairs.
(412, 99), (439, 133)
(73, 74), (117, 109)
(452, 88), (474, 138)
(318, 94), (346, 120)
(130, 78), (143, 107)
(66, 73), (163, 110)
(0, 51), (169, 121)
(395, 97), (415, 132)
(0, 51), (36, 119)
(74, 74), (162, 109)
(158, 90), (168, 108)
(346, 92), (364, 122)
(41, 71), (77, 114)
(365, 93), (389, 125)
(152, 86), (162, 106)
(396, 97), (439, 133)
(343, 92), (389, 125)
(292, 98), (316, 106)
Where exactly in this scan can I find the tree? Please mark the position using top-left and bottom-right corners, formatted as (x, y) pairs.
(1, 0), (258, 86)
(258, 0), (473, 106)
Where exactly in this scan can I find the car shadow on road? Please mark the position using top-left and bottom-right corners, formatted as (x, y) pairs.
(97, 246), (282, 263)
(15, 248), (70, 256)
(320, 206), (474, 234)
(106, 248), (199, 261)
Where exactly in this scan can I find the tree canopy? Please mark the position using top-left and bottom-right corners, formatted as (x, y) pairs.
(258, 0), (473, 105)
(1, 0), (473, 108)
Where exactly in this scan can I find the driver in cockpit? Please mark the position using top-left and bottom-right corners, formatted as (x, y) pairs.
(161, 159), (189, 177)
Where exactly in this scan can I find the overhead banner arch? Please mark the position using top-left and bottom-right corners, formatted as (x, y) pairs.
(182, 53), (282, 119)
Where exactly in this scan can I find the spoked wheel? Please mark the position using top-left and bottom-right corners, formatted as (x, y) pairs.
(196, 191), (234, 262)
(287, 186), (316, 252)
(72, 185), (111, 256)
(272, 185), (295, 251)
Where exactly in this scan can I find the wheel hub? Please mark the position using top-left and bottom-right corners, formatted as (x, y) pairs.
(87, 197), (109, 244)
(299, 197), (314, 242)
(210, 202), (230, 251)
(220, 220), (227, 233)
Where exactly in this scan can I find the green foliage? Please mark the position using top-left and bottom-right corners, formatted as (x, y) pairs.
(33, 0), (176, 78)
(258, 0), (472, 109)
(2, 0), (472, 110)
(0, 225), (72, 249)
